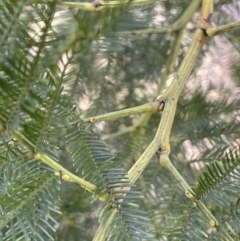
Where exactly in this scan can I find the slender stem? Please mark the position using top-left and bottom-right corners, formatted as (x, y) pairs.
(199, 0), (213, 29)
(9, 130), (105, 200)
(82, 101), (162, 123)
(58, 0), (161, 11)
(157, 29), (208, 100)
(207, 21), (240, 37)
(93, 1), (216, 239)
(115, 0), (201, 36)
(197, 201), (219, 227)
(101, 27), (186, 141)
(128, 138), (159, 183)
(35, 153), (97, 193)
(116, 27), (171, 36)
(97, 0), (161, 6)
(93, 210), (117, 241)
(158, 152), (219, 225)
(164, 27), (186, 74)
(106, 26), (187, 179)
(171, 0), (201, 31)
(158, 152), (193, 194)
(129, 26), (208, 184)
(102, 113), (150, 140)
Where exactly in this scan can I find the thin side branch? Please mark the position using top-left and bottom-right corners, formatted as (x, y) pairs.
(158, 152), (193, 194)
(128, 24), (209, 183)
(158, 152), (219, 227)
(35, 153), (97, 193)
(97, 25), (187, 141)
(207, 21), (240, 37)
(93, 211), (117, 241)
(171, 0), (201, 31)
(164, 27), (186, 74)
(10, 130), (104, 199)
(102, 113), (151, 140)
(115, 0), (201, 36)
(57, 0), (161, 11)
(92, 2), (216, 238)
(82, 100), (162, 123)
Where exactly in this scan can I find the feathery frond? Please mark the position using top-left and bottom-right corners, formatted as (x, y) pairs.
(66, 126), (156, 240)
(0, 0), (240, 240)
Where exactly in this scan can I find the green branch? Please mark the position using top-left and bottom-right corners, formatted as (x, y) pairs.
(97, 25), (187, 141)
(93, 3), (211, 237)
(93, 211), (117, 241)
(171, 0), (201, 31)
(60, 0), (163, 11)
(207, 21), (240, 37)
(158, 152), (193, 195)
(83, 1), (223, 238)
(128, 25), (209, 184)
(158, 151), (219, 227)
(9, 130), (103, 199)
(151, 0), (220, 228)
(35, 153), (97, 193)
(101, 114), (148, 140)
(31, 0), (163, 11)
(164, 27), (186, 74)
(115, 0), (201, 36)
(82, 100), (162, 123)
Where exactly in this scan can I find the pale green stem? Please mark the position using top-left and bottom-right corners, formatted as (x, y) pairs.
(197, 201), (219, 227)
(35, 153), (97, 194)
(58, 0), (162, 11)
(207, 21), (240, 37)
(128, 138), (159, 183)
(116, 27), (171, 36)
(10, 130), (104, 199)
(128, 27), (208, 183)
(93, 1), (214, 239)
(137, 26), (187, 230)
(171, 0), (201, 31)
(102, 125), (137, 141)
(116, 0), (201, 36)
(128, 0), (212, 197)
(102, 111), (152, 140)
(155, 25), (187, 96)
(102, 26), (186, 141)
(164, 27), (186, 74)
(93, 210), (117, 241)
(224, 224), (235, 241)
(158, 152), (193, 195)
(157, 29), (208, 101)
(128, 0), (212, 188)
(159, 152), (219, 226)
(82, 101), (162, 123)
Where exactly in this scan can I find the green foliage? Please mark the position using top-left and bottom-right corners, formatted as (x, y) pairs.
(66, 126), (156, 240)
(0, 0), (240, 240)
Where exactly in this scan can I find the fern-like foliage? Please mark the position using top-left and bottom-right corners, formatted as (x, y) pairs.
(0, 146), (60, 240)
(0, 0), (158, 239)
(209, 198), (240, 240)
(0, 0), (240, 240)
(193, 149), (240, 199)
(66, 126), (156, 240)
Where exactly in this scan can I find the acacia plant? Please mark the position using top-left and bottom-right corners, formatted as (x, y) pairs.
(1, 0), (240, 240)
